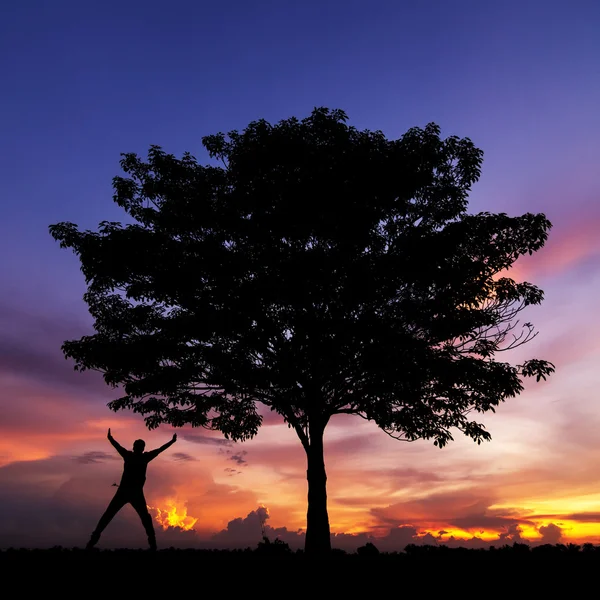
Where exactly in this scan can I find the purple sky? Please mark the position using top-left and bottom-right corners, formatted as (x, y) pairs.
(1, 0), (600, 550)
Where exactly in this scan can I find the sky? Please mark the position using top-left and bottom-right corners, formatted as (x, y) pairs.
(1, 0), (599, 551)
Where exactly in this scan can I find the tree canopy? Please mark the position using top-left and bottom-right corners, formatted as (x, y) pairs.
(49, 107), (554, 554)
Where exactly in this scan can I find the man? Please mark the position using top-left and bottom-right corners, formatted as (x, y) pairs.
(85, 428), (177, 551)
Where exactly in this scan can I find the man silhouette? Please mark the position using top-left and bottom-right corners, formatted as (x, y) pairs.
(85, 428), (177, 551)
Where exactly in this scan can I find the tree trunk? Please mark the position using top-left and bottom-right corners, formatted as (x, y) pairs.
(304, 423), (331, 555)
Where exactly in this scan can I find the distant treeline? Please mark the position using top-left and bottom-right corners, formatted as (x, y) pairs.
(2, 540), (600, 561)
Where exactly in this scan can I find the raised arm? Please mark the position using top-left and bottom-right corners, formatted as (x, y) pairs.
(107, 428), (127, 458)
(146, 434), (177, 461)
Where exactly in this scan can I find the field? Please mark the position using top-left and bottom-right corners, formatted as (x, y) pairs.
(3, 543), (597, 593)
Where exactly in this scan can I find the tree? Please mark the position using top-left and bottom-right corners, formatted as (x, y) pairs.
(49, 107), (554, 555)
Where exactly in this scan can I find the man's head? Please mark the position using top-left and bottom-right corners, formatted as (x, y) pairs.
(133, 439), (146, 454)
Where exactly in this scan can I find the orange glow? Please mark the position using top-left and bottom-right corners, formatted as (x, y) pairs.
(554, 521), (600, 541)
(407, 520), (600, 545)
(0, 443), (52, 467)
(148, 499), (198, 531)
(427, 527), (502, 542)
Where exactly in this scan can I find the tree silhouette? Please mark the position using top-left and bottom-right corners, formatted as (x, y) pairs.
(49, 108), (554, 555)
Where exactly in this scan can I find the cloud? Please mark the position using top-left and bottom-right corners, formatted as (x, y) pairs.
(555, 513), (600, 522)
(72, 451), (119, 464)
(498, 523), (525, 543)
(224, 468), (242, 476)
(183, 434), (233, 447)
(210, 506), (305, 550)
(370, 490), (496, 527)
(539, 523), (563, 545)
(228, 451), (248, 466)
(367, 489), (541, 543)
(450, 512), (535, 531)
(171, 452), (196, 462)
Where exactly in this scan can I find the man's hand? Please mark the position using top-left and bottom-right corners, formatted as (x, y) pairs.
(107, 429), (126, 457)
(146, 433), (177, 460)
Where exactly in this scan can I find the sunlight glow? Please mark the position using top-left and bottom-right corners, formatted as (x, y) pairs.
(148, 499), (198, 531)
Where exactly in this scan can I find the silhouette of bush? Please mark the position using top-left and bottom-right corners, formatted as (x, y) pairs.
(512, 542), (530, 554)
(255, 536), (292, 556)
(356, 542), (380, 556)
(4, 542), (600, 568)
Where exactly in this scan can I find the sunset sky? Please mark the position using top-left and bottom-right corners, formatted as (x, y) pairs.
(1, 0), (600, 551)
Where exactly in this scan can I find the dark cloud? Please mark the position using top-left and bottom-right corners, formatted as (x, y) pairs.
(210, 507), (304, 550)
(370, 490), (491, 525)
(498, 523), (525, 543)
(228, 451), (248, 466)
(539, 523), (563, 544)
(183, 434), (233, 447)
(533, 512), (600, 523)
(450, 513), (535, 531)
(171, 452), (196, 462)
(224, 468), (242, 476)
(72, 451), (119, 464)
(369, 491), (521, 531)
(0, 302), (110, 398)
(565, 512), (600, 522)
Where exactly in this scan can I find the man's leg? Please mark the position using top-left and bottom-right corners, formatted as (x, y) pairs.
(86, 491), (127, 549)
(130, 493), (157, 550)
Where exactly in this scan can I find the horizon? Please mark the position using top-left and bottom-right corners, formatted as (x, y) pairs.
(1, 0), (600, 552)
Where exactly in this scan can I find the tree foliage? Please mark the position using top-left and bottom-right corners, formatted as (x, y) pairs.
(49, 108), (553, 447)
